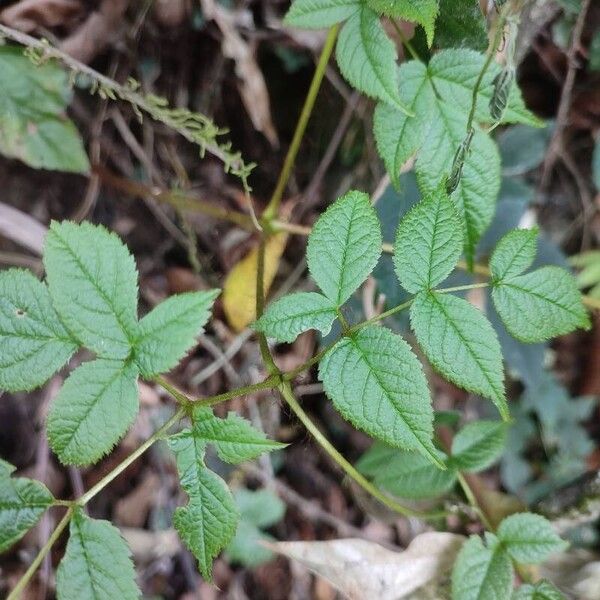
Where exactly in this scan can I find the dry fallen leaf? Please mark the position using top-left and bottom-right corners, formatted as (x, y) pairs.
(0, 0), (83, 32)
(222, 232), (288, 332)
(268, 533), (465, 600)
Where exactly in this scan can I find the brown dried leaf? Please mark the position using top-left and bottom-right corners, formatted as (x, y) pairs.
(0, 0), (83, 32)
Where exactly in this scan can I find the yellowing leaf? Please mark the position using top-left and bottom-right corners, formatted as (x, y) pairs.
(223, 233), (287, 331)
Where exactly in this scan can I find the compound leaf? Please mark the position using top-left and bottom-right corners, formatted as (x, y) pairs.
(284, 0), (360, 28)
(56, 509), (140, 600)
(319, 325), (440, 466)
(169, 432), (238, 580)
(44, 221), (138, 359)
(452, 534), (513, 600)
(0, 460), (54, 553)
(254, 292), (337, 342)
(513, 580), (566, 600)
(0, 269), (77, 392)
(366, 0), (439, 46)
(336, 7), (409, 111)
(47, 359), (139, 466)
(307, 190), (382, 306)
(497, 512), (568, 564)
(134, 290), (219, 377)
(410, 292), (508, 419)
(0, 46), (89, 173)
(492, 267), (590, 343)
(490, 228), (538, 281)
(450, 420), (507, 472)
(393, 187), (463, 293)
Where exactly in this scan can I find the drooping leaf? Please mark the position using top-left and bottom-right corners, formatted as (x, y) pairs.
(307, 190), (382, 306)
(410, 291), (508, 419)
(497, 512), (568, 564)
(254, 292), (337, 342)
(492, 267), (590, 343)
(0, 46), (89, 173)
(490, 228), (539, 281)
(450, 420), (507, 472)
(56, 509), (140, 600)
(336, 7), (409, 111)
(0, 269), (78, 391)
(357, 443), (456, 499)
(168, 431), (238, 580)
(43, 221), (139, 359)
(0, 460), (54, 553)
(319, 325), (440, 466)
(284, 0), (360, 28)
(513, 580), (566, 600)
(134, 290), (219, 377)
(47, 359), (139, 466)
(188, 406), (285, 464)
(393, 187), (463, 293)
(366, 0), (439, 46)
(451, 534), (514, 600)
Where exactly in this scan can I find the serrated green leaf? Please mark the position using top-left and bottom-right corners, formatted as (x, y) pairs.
(410, 291), (508, 419)
(307, 190), (382, 306)
(336, 7), (409, 111)
(490, 228), (539, 281)
(134, 290), (218, 377)
(168, 432), (238, 580)
(56, 510), (140, 600)
(393, 187), (463, 293)
(430, 0), (487, 50)
(0, 46), (89, 173)
(452, 534), (514, 600)
(450, 420), (507, 472)
(373, 61), (433, 187)
(492, 267), (590, 343)
(366, 0), (439, 46)
(44, 221), (139, 359)
(497, 512), (568, 564)
(513, 580), (566, 600)
(47, 359), (139, 466)
(254, 292), (337, 343)
(0, 460), (54, 553)
(319, 325), (441, 466)
(357, 443), (456, 499)
(188, 406), (285, 464)
(0, 269), (77, 392)
(284, 0), (360, 28)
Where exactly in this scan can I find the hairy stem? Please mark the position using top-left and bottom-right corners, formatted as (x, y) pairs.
(263, 25), (339, 220)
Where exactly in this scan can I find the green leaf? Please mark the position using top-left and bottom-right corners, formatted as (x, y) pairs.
(450, 420), (507, 472)
(593, 138), (600, 191)
(357, 443), (456, 499)
(513, 580), (566, 600)
(56, 509), (140, 600)
(393, 187), (463, 293)
(0, 460), (54, 553)
(497, 512), (568, 564)
(254, 292), (337, 342)
(284, 0), (360, 28)
(492, 267), (590, 343)
(336, 7), (409, 111)
(410, 291), (508, 419)
(319, 325), (441, 466)
(373, 60), (433, 187)
(430, 0), (487, 50)
(169, 431), (238, 580)
(366, 0), (439, 45)
(0, 46), (89, 173)
(134, 290), (218, 377)
(0, 269), (77, 391)
(452, 534), (514, 600)
(188, 406), (285, 464)
(307, 190), (382, 306)
(44, 221), (139, 359)
(47, 359), (139, 466)
(490, 228), (539, 281)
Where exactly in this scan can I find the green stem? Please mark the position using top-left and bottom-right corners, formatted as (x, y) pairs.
(263, 25), (339, 220)
(193, 377), (280, 408)
(438, 282), (489, 294)
(7, 508), (74, 600)
(391, 19), (420, 61)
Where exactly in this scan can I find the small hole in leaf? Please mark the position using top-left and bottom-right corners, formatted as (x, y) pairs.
(15, 309), (26, 317)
